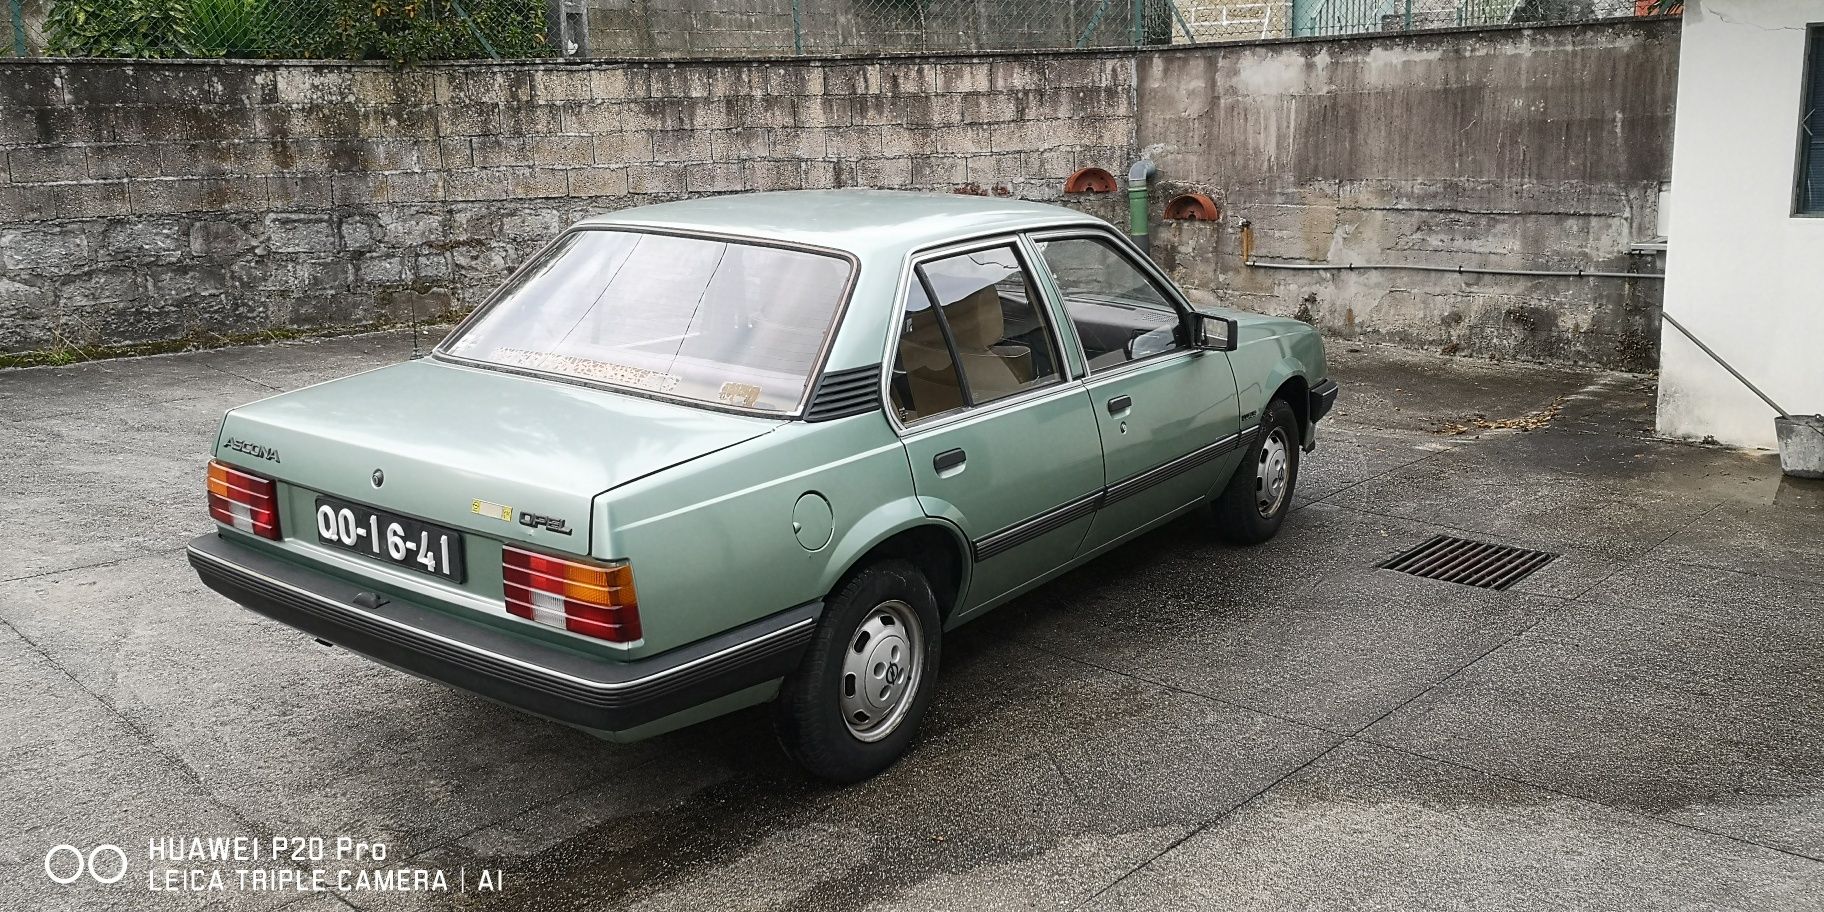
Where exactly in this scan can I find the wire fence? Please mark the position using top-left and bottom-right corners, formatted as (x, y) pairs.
(576, 0), (1663, 59)
(5, 0), (48, 55)
(5, 0), (1668, 60)
(12, 0), (549, 59)
(1297, 0), (1659, 37)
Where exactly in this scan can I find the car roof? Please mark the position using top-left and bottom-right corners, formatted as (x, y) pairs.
(576, 189), (1105, 260)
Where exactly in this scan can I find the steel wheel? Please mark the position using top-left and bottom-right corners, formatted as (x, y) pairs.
(1256, 427), (1291, 517)
(839, 599), (924, 743)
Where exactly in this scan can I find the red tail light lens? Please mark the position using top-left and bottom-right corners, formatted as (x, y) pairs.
(501, 546), (641, 644)
(207, 460), (280, 540)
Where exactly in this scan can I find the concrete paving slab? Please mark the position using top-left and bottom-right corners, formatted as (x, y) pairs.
(1324, 343), (1605, 435)
(427, 639), (1338, 912)
(1291, 423), (1460, 504)
(996, 503), (1564, 733)
(2, 334), (1819, 910)
(1648, 498), (1824, 589)
(1366, 561), (1824, 858)
(0, 355), (257, 423)
(1088, 741), (1824, 912)
(1320, 441), (1721, 559)
(0, 627), (296, 912)
(1456, 424), (1790, 507)
(0, 393), (229, 581)
(0, 553), (673, 862)
(1294, 493), (1625, 601)
(1547, 370), (1661, 437)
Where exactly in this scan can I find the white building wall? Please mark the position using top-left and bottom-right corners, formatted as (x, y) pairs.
(1657, 0), (1824, 449)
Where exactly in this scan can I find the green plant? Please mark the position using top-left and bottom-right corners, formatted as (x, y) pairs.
(310, 0), (546, 62)
(40, 345), (81, 366)
(46, 0), (195, 57)
(188, 0), (317, 56)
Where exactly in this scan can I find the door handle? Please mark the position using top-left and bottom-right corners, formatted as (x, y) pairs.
(1107, 395), (1133, 415)
(934, 448), (967, 472)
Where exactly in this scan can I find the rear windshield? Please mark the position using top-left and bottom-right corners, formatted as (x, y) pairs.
(441, 229), (853, 414)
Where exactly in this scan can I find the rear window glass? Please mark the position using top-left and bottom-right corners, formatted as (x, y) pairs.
(441, 230), (853, 413)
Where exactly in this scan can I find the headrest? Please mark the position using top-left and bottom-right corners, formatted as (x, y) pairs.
(899, 306), (949, 370)
(943, 286), (1005, 349)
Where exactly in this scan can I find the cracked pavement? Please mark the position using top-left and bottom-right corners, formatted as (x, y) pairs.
(3, 332), (1822, 911)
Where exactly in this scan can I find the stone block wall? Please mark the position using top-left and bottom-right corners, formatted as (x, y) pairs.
(0, 55), (1133, 356)
(0, 19), (1681, 368)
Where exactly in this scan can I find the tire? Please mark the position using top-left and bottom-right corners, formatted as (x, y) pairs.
(773, 559), (942, 783)
(1211, 397), (1300, 545)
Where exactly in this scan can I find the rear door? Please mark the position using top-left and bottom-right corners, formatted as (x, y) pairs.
(887, 238), (1104, 618)
(1027, 231), (1242, 555)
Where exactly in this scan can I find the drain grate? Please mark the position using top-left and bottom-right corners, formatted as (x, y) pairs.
(1379, 535), (1558, 591)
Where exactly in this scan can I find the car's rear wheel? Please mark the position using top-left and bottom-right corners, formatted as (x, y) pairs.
(773, 559), (941, 783)
(1211, 397), (1300, 544)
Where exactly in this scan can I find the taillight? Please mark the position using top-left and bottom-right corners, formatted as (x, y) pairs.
(207, 460), (280, 540)
(501, 546), (641, 644)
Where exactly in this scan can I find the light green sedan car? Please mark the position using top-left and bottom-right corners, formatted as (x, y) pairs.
(190, 190), (1336, 781)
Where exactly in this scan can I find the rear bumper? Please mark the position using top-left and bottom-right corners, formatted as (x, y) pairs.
(1304, 379), (1340, 450)
(187, 532), (818, 734)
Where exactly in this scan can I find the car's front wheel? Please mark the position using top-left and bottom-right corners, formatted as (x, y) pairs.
(773, 559), (941, 783)
(1211, 397), (1300, 544)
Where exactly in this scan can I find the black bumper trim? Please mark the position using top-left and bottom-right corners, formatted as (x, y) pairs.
(1309, 379), (1339, 425)
(188, 533), (818, 732)
(1303, 379), (1339, 450)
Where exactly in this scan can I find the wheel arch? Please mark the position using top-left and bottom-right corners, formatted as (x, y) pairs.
(820, 501), (970, 624)
(1255, 358), (1313, 447)
(1271, 373), (1310, 441)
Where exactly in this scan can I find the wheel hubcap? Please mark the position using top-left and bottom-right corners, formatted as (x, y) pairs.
(1256, 428), (1291, 517)
(840, 599), (923, 742)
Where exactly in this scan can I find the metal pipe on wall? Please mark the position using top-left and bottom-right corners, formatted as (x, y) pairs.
(1235, 221), (1664, 280)
(1127, 159), (1155, 256)
(1244, 259), (1664, 280)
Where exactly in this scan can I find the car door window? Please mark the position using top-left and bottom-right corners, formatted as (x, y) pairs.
(889, 281), (968, 423)
(913, 244), (1062, 407)
(1036, 237), (1187, 372)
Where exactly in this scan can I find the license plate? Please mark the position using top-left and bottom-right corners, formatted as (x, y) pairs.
(314, 496), (466, 582)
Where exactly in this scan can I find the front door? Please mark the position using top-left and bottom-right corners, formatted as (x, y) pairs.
(888, 240), (1104, 617)
(1027, 232), (1242, 555)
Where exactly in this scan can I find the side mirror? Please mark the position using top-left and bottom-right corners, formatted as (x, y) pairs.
(1192, 311), (1240, 352)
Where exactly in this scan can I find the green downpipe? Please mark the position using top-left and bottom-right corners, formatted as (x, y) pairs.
(1127, 159), (1155, 255)
(1127, 186), (1148, 251)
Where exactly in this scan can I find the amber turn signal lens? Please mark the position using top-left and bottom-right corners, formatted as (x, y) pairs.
(501, 546), (641, 644)
(207, 460), (280, 540)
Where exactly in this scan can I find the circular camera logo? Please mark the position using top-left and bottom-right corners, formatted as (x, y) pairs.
(44, 845), (128, 885)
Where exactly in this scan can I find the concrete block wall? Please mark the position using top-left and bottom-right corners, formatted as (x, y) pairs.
(1140, 20), (1677, 370)
(0, 55), (1134, 356)
(0, 20), (1679, 367)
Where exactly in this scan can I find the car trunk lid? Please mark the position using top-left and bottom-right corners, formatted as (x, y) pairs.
(214, 358), (781, 556)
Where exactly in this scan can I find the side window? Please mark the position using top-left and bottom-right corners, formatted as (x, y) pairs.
(1036, 237), (1187, 372)
(888, 281), (966, 423)
(889, 243), (1064, 422)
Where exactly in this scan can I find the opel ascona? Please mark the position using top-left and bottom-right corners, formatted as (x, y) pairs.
(190, 190), (1338, 781)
